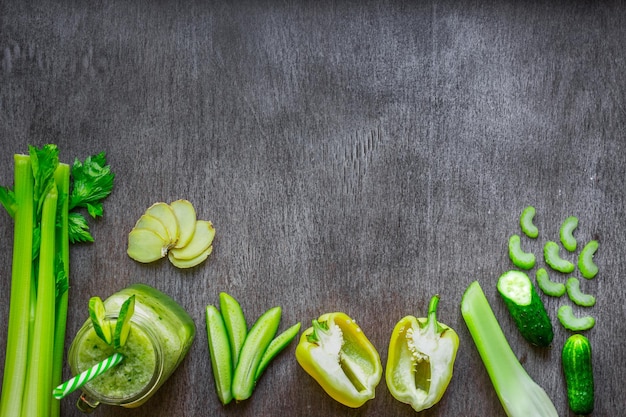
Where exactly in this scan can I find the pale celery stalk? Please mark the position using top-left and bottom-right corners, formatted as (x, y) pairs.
(22, 185), (58, 417)
(0, 155), (34, 417)
(51, 163), (70, 417)
(460, 281), (558, 417)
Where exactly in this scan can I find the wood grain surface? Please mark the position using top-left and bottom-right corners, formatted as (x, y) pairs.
(1, 1), (625, 416)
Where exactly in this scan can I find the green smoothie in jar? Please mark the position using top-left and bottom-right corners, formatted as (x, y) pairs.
(69, 284), (195, 412)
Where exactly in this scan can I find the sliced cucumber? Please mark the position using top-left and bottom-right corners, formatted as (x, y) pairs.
(89, 296), (112, 345)
(497, 270), (554, 347)
(113, 295), (136, 349)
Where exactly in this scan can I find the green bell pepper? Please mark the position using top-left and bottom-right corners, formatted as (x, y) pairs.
(295, 312), (382, 408)
(385, 295), (459, 412)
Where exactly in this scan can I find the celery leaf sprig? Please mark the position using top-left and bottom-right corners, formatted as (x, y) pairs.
(67, 152), (115, 243)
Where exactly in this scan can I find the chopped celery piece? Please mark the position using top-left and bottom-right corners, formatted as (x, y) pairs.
(508, 234), (536, 270)
(519, 206), (539, 238)
(461, 281), (558, 417)
(565, 278), (596, 307)
(535, 268), (565, 297)
(578, 240), (599, 279)
(557, 306), (595, 331)
(0, 155), (34, 417)
(559, 216), (578, 252)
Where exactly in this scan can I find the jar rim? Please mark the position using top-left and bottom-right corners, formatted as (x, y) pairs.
(68, 311), (165, 406)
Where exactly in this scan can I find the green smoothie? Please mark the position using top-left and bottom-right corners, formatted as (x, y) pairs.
(74, 321), (157, 400)
(69, 283), (195, 409)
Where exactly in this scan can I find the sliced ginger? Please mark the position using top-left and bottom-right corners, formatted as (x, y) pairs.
(168, 245), (213, 269)
(170, 199), (197, 249)
(134, 214), (170, 242)
(127, 199), (215, 268)
(128, 228), (169, 263)
(169, 220), (215, 260)
(144, 202), (180, 247)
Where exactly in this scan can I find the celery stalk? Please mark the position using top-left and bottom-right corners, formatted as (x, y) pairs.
(1, 146), (114, 417)
(22, 185), (58, 417)
(0, 155), (34, 417)
(460, 281), (558, 417)
(51, 163), (70, 417)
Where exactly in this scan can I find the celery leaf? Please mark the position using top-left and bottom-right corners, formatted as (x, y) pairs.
(54, 255), (69, 300)
(67, 212), (94, 243)
(86, 202), (103, 219)
(29, 144), (60, 217)
(69, 152), (114, 212)
(0, 185), (16, 218)
(67, 152), (114, 243)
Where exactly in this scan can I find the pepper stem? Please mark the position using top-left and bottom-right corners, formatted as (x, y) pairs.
(425, 294), (443, 334)
(307, 319), (324, 344)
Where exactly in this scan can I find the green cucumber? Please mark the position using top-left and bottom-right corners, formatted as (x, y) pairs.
(562, 334), (594, 415)
(88, 296), (112, 344)
(113, 295), (135, 349)
(206, 304), (233, 405)
(497, 270), (554, 347)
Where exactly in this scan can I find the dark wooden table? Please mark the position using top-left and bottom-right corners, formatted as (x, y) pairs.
(1, 1), (625, 416)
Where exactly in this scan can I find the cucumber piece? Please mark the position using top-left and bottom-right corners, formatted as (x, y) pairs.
(88, 296), (112, 345)
(206, 305), (233, 405)
(497, 270), (554, 347)
(562, 334), (594, 415)
(113, 295), (136, 349)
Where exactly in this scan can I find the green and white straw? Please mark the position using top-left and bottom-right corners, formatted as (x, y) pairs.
(53, 353), (124, 400)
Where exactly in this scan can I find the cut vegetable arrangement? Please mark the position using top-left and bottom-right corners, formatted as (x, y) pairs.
(127, 199), (215, 268)
(0, 145), (114, 417)
(505, 207), (600, 333)
(503, 206), (599, 415)
(205, 293), (300, 404)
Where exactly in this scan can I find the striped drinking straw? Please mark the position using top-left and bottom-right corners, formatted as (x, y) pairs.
(53, 353), (124, 400)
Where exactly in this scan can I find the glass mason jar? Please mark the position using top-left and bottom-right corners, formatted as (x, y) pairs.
(68, 283), (196, 412)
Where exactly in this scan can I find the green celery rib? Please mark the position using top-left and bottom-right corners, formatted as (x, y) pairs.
(22, 185), (58, 417)
(0, 155), (34, 417)
(461, 281), (558, 417)
(51, 163), (70, 417)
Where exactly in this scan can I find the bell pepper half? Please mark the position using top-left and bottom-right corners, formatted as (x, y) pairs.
(385, 294), (459, 412)
(295, 312), (382, 408)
